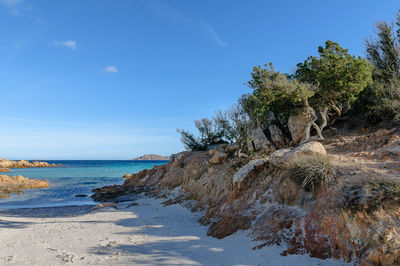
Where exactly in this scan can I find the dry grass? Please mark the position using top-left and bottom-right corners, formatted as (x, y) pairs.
(342, 179), (400, 211)
(288, 154), (335, 192)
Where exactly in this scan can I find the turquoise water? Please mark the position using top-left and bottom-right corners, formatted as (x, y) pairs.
(0, 160), (167, 209)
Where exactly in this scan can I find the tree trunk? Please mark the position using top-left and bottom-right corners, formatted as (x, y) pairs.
(318, 106), (329, 131)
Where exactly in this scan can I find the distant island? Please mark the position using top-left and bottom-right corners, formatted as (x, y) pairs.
(131, 154), (170, 161)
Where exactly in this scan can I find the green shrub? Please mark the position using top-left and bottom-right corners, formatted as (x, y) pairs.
(178, 104), (251, 151)
(289, 154), (335, 192)
(358, 17), (400, 122)
(242, 41), (371, 144)
(177, 118), (226, 151)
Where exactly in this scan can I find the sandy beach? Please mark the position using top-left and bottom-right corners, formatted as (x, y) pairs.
(0, 197), (343, 266)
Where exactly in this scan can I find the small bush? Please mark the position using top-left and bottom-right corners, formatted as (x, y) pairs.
(289, 154), (335, 192)
(177, 104), (251, 151)
(342, 180), (400, 212)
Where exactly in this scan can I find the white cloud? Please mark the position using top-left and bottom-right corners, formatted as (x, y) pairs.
(1, 0), (22, 6)
(53, 40), (77, 50)
(104, 66), (118, 73)
(144, 0), (227, 47)
(201, 24), (227, 47)
(0, 0), (24, 15)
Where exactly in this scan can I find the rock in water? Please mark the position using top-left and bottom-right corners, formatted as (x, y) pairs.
(0, 175), (50, 198)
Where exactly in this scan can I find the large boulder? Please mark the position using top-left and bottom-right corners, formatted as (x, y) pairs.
(233, 159), (269, 190)
(247, 127), (271, 152)
(288, 109), (309, 143)
(225, 143), (240, 154)
(269, 125), (285, 147)
(270, 141), (326, 168)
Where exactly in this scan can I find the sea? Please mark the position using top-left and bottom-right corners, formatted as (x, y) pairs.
(0, 160), (167, 209)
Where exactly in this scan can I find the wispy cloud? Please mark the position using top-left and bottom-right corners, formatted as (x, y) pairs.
(201, 24), (227, 47)
(0, 116), (90, 126)
(143, 0), (227, 47)
(103, 65), (118, 73)
(53, 40), (77, 50)
(0, 0), (24, 15)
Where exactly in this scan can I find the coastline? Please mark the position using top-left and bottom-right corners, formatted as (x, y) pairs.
(0, 197), (339, 265)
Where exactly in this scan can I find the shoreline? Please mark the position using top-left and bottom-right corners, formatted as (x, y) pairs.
(0, 196), (341, 265)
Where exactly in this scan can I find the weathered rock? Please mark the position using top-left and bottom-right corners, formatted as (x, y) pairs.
(209, 152), (228, 164)
(225, 143), (240, 154)
(270, 141), (326, 168)
(208, 149), (219, 156)
(288, 108), (309, 143)
(91, 202), (117, 211)
(169, 152), (187, 162)
(247, 127), (271, 152)
(126, 201), (138, 208)
(91, 128), (400, 265)
(0, 175), (49, 198)
(209, 143), (228, 151)
(0, 159), (58, 169)
(0, 168), (10, 172)
(233, 159), (268, 190)
(208, 214), (252, 239)
(122, 174), (131, 179)
(269, 124), (285, 147)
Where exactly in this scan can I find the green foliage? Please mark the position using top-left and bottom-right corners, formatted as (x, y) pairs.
(358, 18), (400, 122)
(177, 118), (227, 151)
(241, 63), (315, 127)
(289, 154), (335, 192)
(177, 128), (208, 151)
(239, 41), (371, 145)
(214, 104), (251, 144)
(178, 106), (251, 151)
(295, 40), (372, 112)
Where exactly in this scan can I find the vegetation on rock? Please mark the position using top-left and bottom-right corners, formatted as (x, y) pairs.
(177, 104), (250, 151)
(288, 154), (334, 192)
(343, 180), (400, 212)
(179, 41), (372, 151)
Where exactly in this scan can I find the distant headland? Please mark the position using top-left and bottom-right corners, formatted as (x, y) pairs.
(131, 154), (170, 161)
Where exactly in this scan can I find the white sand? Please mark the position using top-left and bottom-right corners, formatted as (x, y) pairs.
(0, 197), (346, 265)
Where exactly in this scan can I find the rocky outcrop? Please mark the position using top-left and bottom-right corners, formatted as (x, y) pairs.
(209, 152), (228, 164)
(247, 127), (271, 152)
(92, 137), (400, 265)
(270, 141), (326, 167)
(0, 175), (49, 198)
(131, 154), (170, 161)
(233, 159), (268, 190)
(0, 168), (11, 172)
(0, 159), (59, 169)
(268, 125), (285, 146)
(288, 108), (309, 143)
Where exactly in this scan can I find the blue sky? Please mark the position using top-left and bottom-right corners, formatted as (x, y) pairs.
(0, 0), (398, 159)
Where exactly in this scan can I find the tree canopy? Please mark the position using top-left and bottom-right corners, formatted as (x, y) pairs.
(295, 40), (372, 117)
